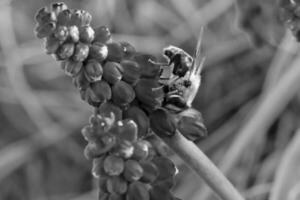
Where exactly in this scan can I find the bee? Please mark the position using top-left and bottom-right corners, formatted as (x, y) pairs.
(159, 29), (205, 112)
(163, 45), (193, 78)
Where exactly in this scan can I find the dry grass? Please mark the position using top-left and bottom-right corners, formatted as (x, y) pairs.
(0, 0), (299, 200)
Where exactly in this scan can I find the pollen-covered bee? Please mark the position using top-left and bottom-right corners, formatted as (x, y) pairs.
(159, 29), (205, 112)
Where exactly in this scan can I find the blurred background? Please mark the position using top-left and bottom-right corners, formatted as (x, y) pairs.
(1, 0), (300, 200)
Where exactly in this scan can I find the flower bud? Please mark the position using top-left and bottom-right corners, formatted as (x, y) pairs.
(106, 176), (127, 194)
(112, 140), (134, 159)
(84, 59), (103, 82)
(73, 42), (89, 62)
(152, 157), (176, 181)
(123, 106), (149, 138)
(150, 109), (176, 138)
(68, 25), (80, 42)
(132, 140), (149, 160)
(92, 156), (106, 178)
(101, 133), (117, 149)
(84, 134), (116, 159)
(80, 25), (95, 43)
(145, 141), (157, 160)
(103, 62), (123, 85)
(70, 9), (85, 26)
(57, 9), (72, 26)
(154, 176), (176, 190)
(81, 125), (96, 141)
(51, 2), (68, 15)
(133, 54), (160, 78)
(114, 119), (138, 142)
(84, 142), (100, 160)
(89, 114), (107, 128)
(140, 161), (159, 183)
(90, 80), (112, 102)
(64, 60), (82, 77)
(94, 26), (112, 43)
(177, 108), (207, 141)
(89, 42), (108, 62)
(112, 81), (135, 107)
(120, 41), (136, 58)
(44, 35), (60, 54)
(54, 25), (69, 41)
(120, 60), (140, 85)
(82, 87), (102, 107)
(123, 160), (144, 182)
(135, 78), (164, 109)
(107, 42), (124, 62)
(35, 8), (56, 24)
(146, 135), (171, 157)
(126, 182), (150, 200)
(35, 22), (56, 38)
(35, 7), (48, 23)
(99, 102), (122, 121)
(80, 10), (92, 26)
(149, 185), (173, 200)
(103, 155), (125, 176)
(56, 42), (74, 60)
(72, 70), (89, 90)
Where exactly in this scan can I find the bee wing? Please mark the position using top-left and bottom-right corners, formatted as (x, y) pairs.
(185, 28), (205, 107)
(192, 27), (205, 75)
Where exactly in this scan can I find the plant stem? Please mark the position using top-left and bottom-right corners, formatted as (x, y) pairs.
(161, 130), (245, 200)
(270, 128), (300, 200)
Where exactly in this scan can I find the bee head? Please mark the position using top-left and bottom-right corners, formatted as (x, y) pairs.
(163, 49), (175, 59)
(163, 45), (181, 59)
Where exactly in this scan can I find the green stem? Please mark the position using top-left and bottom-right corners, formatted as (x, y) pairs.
(161, 130), (245, 200)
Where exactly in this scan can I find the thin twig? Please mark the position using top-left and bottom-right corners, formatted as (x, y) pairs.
(161, 130), (245, 200)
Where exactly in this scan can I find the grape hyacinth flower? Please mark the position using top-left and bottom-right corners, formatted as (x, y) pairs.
(34, 2), (209, 200)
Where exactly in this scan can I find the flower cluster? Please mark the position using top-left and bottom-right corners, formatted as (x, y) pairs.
(34, 2), (207, 200)
(279, 0), (300, 40)
(34, 2), (164, 110)
(82, 112), (179, 200)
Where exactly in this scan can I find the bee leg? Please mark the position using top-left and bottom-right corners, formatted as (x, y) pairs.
(151, 85), (164, 91)
(168, 76), (180, 85)
(167, 90), (180, 95)
(148, 59), (169, 66)
(159, 77), (170, 80)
